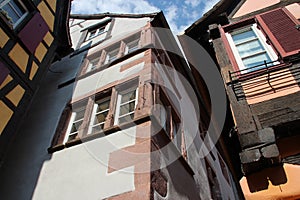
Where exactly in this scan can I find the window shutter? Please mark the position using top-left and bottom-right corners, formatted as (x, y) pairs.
(256, 8), (300, 58)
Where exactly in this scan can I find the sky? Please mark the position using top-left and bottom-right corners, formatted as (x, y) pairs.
(71, 0), (220, 34)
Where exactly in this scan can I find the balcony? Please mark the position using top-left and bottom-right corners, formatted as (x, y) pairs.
(228, 58), (300, 102)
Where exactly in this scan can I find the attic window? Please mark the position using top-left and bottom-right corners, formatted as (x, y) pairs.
(87, 26), (106, 40)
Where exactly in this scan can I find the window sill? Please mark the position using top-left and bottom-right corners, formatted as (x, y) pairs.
(48, 114), (151, 153)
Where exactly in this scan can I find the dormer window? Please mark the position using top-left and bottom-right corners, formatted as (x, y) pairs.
(87, 26), (105, 40)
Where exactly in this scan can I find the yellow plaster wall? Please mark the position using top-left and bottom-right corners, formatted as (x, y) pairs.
(38, 1), (55, 32)
(0, 101), (13, 134)
(241, 164), (300, 200)
(43, 32), (54, 47)
(8, 44), (29, 73)
(29, 62), (39, 80)
(6, 85), (25, 107)
(35, 43), (47, 62)
(0, 28), (9, 48)
(0, 75), (13, 90)
(46, 0), (57, 13)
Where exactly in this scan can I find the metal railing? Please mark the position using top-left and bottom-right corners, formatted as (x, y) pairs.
(228, 59), (300, 100)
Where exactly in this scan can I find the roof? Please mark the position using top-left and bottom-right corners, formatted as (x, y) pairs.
(184, 0), (241, 36)
(70, 12), (161, 20)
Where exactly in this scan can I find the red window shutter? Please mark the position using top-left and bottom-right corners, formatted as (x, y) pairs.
(256, 8), (300, 58)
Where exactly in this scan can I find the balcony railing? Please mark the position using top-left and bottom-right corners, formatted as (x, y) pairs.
(228, 59), (300, 100)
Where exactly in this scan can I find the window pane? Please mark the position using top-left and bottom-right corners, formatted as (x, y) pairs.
(127, 39), (139, 53)
(74, 109), (85, 120)
(108, 49), (119, 62)
(242, 53), (271, 69)
(236, 39), (265, 58)
(118, 113), (134, 124)
(121, 90), (136, 104)
(94, 111), (108, 124)
(67, 133), (78, 141)
(91, 123), (105, 133)
(232, 29), (256, 45)
(96, 99), (110, 112)
(119, 102), (135, 116)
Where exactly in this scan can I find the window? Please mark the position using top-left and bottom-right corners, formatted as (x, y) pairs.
(63, 106), (86, 143)
(227, 24), (278, 73)
(87, 26), (105, 40)
(0, 0), (27, 27)
(126, 38), (139, 54)
(105, 48), (119, 64)
(87, 57), (100, 72)
(115, 85), (138, 125)
(89, 97), (110, 134)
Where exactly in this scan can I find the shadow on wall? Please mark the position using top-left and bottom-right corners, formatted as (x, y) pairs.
(246, 165), (287, 193)
(0, 47), (86, 200)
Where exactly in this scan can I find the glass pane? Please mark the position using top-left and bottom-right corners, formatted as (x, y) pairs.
(119, 102), (135, 116)
(236, 39), (265, 58)
(3, 4), (19, 24)
(91, 123), (104, 133)
(98, 26), (105, 34)
(94, 111), (108, 124)
(11, 0), (24, 16)
(74, 109), (85, 120)
(232, 29), (256, 45)
(96, 100), (110, 112)
(70, 120), (82, 133)
(118, 113), (134, 124)
(67, 133), (78, 141)
(128, 39), (139, 53)
(121, 90), (136, 104)
(242, 53), (271, 70)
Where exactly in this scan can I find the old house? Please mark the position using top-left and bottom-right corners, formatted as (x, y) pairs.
(183, 0), (300, 199)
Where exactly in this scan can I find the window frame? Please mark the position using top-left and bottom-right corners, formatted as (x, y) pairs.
(0, 0), (29, 29)
(63, 105), (86, 144)
(86, 25), (106, 40)
(226, 23), (278, 73)
(88, 96), (111, 135)
(114, 84), (139, 125)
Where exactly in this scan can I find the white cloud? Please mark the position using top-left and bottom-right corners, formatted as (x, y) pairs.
(70, 0), (221, 34)
(202, 0), (220, 14)
(184, 0), (201, 8)
(71, 0), (159, 14)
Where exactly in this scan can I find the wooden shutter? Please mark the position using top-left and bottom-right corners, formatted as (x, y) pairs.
(256, 8), (300, 58)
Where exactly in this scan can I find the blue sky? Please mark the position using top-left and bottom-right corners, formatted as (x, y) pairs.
(71, 0), (219, 34)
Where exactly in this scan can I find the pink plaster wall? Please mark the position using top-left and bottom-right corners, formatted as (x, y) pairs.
(233, 0), (280, 18)
(286, 3), (300, 20)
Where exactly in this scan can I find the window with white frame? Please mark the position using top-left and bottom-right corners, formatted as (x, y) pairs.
(125, 38), (140, 54)
(115, 85), (138, 125)
(0, 0), (27, 27)
(87, 57), (100, 72)
(226, 24), (278, 73)
(87, 26), (105, 40)
(64, 106), (86, 143)
(105, 48), (119, 64)
(89, 97), (110, 134)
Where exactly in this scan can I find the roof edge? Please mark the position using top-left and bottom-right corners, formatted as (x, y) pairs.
(70, 12), (161, 20)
